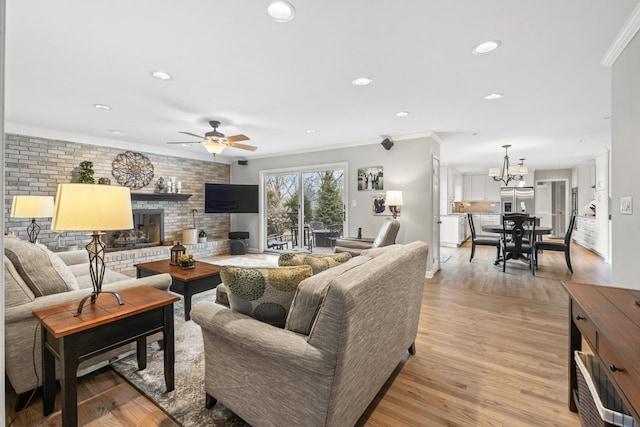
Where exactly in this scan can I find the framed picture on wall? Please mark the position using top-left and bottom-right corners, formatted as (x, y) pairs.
(372, 192), (397, 216)
(357, 166), (384, 191)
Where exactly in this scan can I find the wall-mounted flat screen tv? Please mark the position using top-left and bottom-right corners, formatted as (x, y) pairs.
(204, 183), (259, 213)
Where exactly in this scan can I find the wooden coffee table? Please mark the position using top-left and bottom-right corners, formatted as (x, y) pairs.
(34, 286), (179, 427)
(135, 259), (222, 320)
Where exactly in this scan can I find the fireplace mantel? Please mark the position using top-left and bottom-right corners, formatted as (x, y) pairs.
(131, 193), (192, 201)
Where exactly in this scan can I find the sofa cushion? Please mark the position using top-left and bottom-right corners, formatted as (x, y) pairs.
(285, 256), (371, 335)
(68, 263), (131, 290)
(220, 265), (312, 328)
(3, 255), (36, 307)
(4, 237), (79, 296)
(278, 252), (352, 275)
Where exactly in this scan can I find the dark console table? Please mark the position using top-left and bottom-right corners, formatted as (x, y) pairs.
(562, 281), (640, 424)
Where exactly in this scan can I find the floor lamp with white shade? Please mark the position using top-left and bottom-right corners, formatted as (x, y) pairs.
(50, 184), (134, 316)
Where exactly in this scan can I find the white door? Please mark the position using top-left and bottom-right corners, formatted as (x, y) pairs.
(432, 156), (440, 272)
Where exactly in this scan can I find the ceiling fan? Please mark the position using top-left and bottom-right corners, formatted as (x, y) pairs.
(167, 120), (257, 155)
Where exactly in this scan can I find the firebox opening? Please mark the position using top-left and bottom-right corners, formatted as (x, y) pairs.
(106, 209), (164, 251)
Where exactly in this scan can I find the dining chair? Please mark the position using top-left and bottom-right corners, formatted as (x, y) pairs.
(533, 214), (576, 275)
(501, 214), (536, 274)
(467, 213), (501, 262)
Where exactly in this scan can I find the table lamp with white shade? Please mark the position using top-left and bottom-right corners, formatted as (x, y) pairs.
(51, 184), (133, 316)
(10, 195), (55, 243)
(386, 190), (404, 219)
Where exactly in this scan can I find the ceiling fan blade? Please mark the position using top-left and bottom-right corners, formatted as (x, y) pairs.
(228, 141), (258, 151)
(179, 131), (205, 139)
(225, 134), (250, 142)
(167, 141), (200, 144)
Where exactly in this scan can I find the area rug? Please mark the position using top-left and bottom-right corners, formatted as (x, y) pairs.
(198, 255), (278, 268)
(111, 289), (250, 427)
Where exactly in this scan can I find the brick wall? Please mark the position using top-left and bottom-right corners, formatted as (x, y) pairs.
(4, 133), (232, 265)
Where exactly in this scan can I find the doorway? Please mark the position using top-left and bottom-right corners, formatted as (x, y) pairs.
(535, 179), (569, 238)
(262, 164), (347, 254)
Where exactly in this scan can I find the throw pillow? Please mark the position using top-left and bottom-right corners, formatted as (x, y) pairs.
(285, 256), (371, 335)
(3, 255), (36, 307)
(220, 265), (312, 328)
(278, 252), (352, 275)
(4, 237), (79, 296)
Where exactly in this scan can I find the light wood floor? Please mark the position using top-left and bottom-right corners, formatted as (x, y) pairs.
(5, 242), (610, 426)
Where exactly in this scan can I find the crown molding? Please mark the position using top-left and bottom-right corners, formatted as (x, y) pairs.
(602, 1), (640, 67)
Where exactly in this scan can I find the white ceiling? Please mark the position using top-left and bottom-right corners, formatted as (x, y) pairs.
(5, 0), (638, 173)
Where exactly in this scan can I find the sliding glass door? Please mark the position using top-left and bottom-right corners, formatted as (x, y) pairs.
(263, 164), (346, 254)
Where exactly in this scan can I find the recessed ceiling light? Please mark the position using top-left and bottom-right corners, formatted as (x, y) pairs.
(306, 129), (316, 134)
(604, 115), (611, 120)
(93, 103), (111, 110)
(151, 71), (172, 80)
(352, 77), (373, 86)
(267, 0), (296, 23)
(473, 40), (501, 55)
(483, 93), (504, 100)
(107, 130), (122, 135)
(395, 111), (410, 117)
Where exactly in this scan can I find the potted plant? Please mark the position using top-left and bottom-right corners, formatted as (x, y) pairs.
(178, 254), (195, 269)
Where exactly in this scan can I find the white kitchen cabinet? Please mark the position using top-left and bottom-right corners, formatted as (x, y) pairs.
(463, 175), (473, 200)
(594, 190), (608, 258)
(440, 215), (469, 247)
(454, 170), (463, 201)
(573, 216), (596, 250)
(571, 167), (578, 188)
(440, 166), (463, 215)
(484, 177), (501, 200)
(471, 175), (485, 200)
(463, 175), (501, 201)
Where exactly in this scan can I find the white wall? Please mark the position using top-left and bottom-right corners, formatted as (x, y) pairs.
(230, 136), (440, 273)
(611, 30), (640, 288)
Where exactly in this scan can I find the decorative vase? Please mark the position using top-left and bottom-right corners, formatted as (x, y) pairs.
(182, 228), (198, 245)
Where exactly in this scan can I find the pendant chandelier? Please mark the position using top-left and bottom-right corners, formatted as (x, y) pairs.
(488, 144), (528, 186)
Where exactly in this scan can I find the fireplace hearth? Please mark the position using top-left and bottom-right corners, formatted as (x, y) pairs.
(106, 209), (164, 251)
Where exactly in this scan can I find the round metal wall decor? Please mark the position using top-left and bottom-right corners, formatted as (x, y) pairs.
(111, 151), (154, 189)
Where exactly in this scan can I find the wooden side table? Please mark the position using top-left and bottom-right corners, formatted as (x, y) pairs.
(562, 281), (640, 424)
(135, 259), (221, 320)
(33, 286), (179, 427)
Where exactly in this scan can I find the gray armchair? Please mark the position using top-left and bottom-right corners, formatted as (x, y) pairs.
(334, 219), (400, 256)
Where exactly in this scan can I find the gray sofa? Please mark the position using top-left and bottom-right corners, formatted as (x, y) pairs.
(3, 237), (172, 402)
(191, 241), (428, 426)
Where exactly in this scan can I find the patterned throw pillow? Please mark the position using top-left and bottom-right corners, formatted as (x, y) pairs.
(278, 252), (352, 275)
(220, 265), (312, 328)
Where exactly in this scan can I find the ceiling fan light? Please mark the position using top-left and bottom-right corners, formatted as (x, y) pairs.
(203, 143), (226, 155)
(268, 0), (295, 22)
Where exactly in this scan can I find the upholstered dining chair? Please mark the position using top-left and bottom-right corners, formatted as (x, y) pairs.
(533, 214), (576, 275)
(467, 213), (501, 262)
(501, 214), (536, 274)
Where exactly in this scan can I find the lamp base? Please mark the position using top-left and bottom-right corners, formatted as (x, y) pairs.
(74, 232), (124, 316)
(74, 291), (123, 317)
(27, 219), (41, 244)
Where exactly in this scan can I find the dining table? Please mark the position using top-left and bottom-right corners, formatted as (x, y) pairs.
(481, 225), (553, 265)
